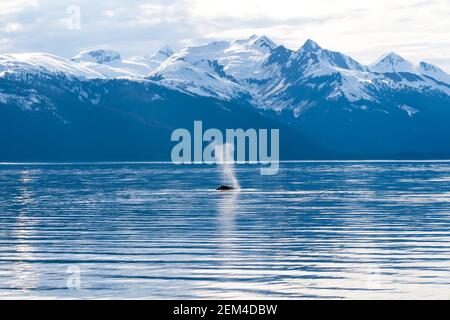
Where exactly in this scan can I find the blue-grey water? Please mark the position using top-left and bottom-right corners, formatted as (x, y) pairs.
(0, 161), (449, 299)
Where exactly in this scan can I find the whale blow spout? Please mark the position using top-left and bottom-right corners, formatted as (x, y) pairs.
(217, 185), (235, 191)
(215, 143), (240, 190)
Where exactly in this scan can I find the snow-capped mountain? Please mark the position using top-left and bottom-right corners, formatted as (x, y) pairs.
(129, 46), (175, 70)
(145, 35), (450, 113)
(2, 35), (449, 104)
(297, 39), (368, 73)
(147, 35), (278, 99)
(0, 52), (105, 79)
(368, 51), (450, 84)
(0, 48), (174, 80)
(71, 49), (156, 78)
(369, 52), (415, 73)
(417, 61), (450, 84)
(1, 35), (450, 159)
(71, 49), (121, 64)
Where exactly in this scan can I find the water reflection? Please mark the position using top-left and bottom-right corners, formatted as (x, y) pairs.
(215, 189), (240, 295)
(12, 170), (39, 292)
(217, 190), (239, 251)
(0, 162), (449, 299)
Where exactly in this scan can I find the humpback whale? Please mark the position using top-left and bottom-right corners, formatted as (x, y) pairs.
(217, 185), (235, 191)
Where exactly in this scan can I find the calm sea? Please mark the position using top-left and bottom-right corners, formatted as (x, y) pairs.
(0, 162), (449, 299)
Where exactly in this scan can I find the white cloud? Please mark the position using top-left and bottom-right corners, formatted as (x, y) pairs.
(2, 23), (23, 33)
(0, 0), (449, 72)
(0, 38), (14, 51)
(0, 0), (39, 16)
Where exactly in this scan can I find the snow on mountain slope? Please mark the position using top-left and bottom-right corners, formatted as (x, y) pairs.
(71, 49), (121, 64)
(147, 35), (276, 99)
(369, 52), (415, 73)
(364, 53), (450, 95)
(128, 46), (174, 71)
(297, 39), (368, 74)
(250, 39), (375, 110)
(218, 35), (277, 80)
(368, 53), (450, 86)
(148, 36), (450, 107)
(0, 53), (105, 79)
(74, 60), (150, 78)
(1, 36), (449, 112)
(0, 47), (171, 81)
(71, 49), (152, 78)
(149, 55), (245, 100)
(256, 40), (450, 113)
(165, 35), (276, 79)
(418, 61), (450, 84)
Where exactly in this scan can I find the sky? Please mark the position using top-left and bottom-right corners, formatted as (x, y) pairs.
(1, 0), (449, 71)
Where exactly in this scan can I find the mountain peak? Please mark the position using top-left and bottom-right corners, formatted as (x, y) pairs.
(71, 49), (121, 64)
(300, 39), (322, 52)
(157, 46), (174, 57)
(370, 52), (414, 73)
(246, 35), (277, 50)
(419, 61), (438, 72)
(418, 61), (450, 84)
(380, 52), (405, 63)
(144, 46), (175, 63)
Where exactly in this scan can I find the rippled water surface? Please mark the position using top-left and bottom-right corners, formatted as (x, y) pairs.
(0, 162), (449, 299)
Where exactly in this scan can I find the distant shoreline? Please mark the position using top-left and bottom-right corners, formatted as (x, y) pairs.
(1, 159), (450, 166)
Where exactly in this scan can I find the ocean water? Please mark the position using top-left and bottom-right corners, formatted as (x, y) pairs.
(0, 161), (449, 299)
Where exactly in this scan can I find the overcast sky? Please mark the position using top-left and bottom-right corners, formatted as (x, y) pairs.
(1, 0), (449, 71)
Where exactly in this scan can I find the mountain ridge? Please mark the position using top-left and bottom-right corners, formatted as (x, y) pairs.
(1, 35), (450, 160)
(2, 35), (449, 104)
